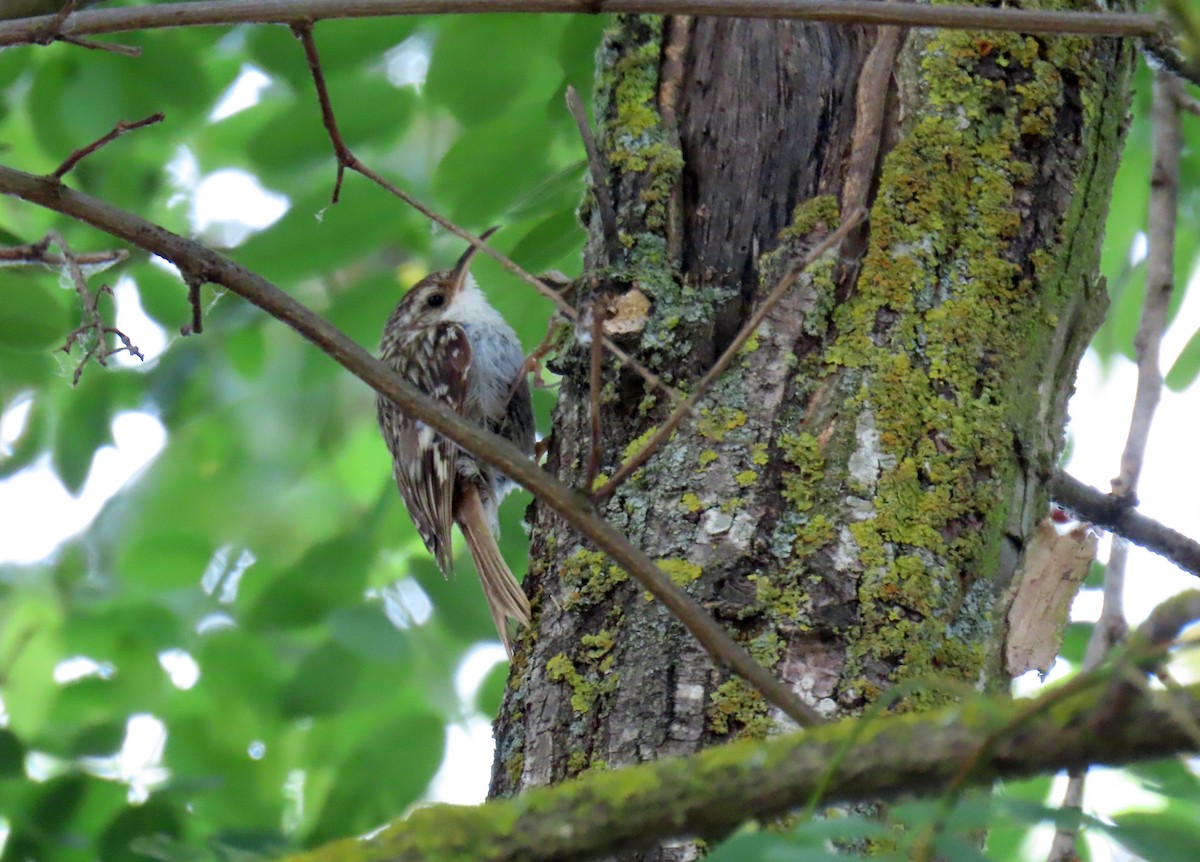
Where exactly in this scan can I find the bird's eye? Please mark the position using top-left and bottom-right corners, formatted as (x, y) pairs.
(427, 293), (445, 309)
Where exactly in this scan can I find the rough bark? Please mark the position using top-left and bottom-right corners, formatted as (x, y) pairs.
(491, 9), (1136, 860)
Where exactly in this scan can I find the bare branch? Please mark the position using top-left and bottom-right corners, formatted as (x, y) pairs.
(0, 242), (126, 269)
(26, 0), (139, 54)
(593, 208), (866, 500)
(52, 112), (164, 179)
(1048, 474), (1200, 578)
(0, 0), (1163, 50)
(565, 85), (618, 257)
(281, 641), (1200, 862)
(0, 163), (824, 729)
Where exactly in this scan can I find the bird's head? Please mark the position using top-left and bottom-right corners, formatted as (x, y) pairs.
(384, 228), (498, 335)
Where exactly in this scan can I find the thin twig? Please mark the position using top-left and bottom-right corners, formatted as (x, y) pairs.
(0, 0), (1163, 49)
(32, 0), (75, 43)
(182, 270), (204, 335)
(0, 243), (127, 269)
(291, 22), (686, 408)
(0, 165), (828, 731)
(52, 112), (164, 179)
(593, 208), (866, 500)
(566, 85), (618, 256)
(1047, 472), (1200, 576)
(1047, 70), (1183, 862)
(29, 0), (139, 55)
(41, 230), (142, 383)
(584, 299), (605, 491)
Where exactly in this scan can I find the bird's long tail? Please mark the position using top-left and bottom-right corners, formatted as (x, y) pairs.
(457, 484), (531, 657)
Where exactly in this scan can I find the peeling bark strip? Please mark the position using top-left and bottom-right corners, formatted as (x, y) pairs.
(493, 7), (1136, 860)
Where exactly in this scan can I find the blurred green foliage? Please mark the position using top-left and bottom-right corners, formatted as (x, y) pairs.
(0, 6), (1199, 862)
(0, 9), (600, 858)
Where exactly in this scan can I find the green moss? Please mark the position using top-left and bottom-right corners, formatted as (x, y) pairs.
(779, 195), (841, 242)
(581, 629), (616, 665)
(751, 574), (808, 624)
(708, 678), (771, 738)
(622, 426), (659, 462)
(750, 442), (769, 466)
(697, 407), (747, 442)
(562, 548), (628, 608)
(735, 470), (758, 487)
(566, 751), (590, 775)
(658, 558), (702, 586)
(819, 19), (1128, 706)
(719, 496), (745, 515)
(779, 431), (825, 514)
(547, 651), (616, 714)
(504, 752), (524, 786)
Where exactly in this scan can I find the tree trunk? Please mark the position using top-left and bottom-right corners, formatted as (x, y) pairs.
(491, 10), (1135, 860)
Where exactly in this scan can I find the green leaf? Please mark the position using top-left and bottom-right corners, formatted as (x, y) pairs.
(1110, 806), (1200, 862)
(474, 658), (509, 717)
(1166, 324), (1200, 391)
(509, 210), (583, 273)
(244, 531), (373, 630)
(99, 797), (186, 862)
(426, 16), (551, 124)
(434, 113), (554, 225)
(327, 605), (410, 663)
(53, 369), (116, 493)
(0, 273), (72, 352)
(281, 643), (363, 718)
(0, 729), (25, 777)
(306, 712), (444, 845)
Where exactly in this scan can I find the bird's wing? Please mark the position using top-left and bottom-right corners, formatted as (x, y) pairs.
(378, 323), (471, 577)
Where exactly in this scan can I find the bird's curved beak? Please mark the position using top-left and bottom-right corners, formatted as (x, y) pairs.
(449, 226), (500, 296)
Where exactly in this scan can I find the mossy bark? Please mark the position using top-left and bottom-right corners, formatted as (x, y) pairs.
(491, 9), (1136, 859)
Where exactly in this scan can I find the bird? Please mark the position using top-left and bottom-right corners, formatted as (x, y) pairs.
(376, 230), (534, 656)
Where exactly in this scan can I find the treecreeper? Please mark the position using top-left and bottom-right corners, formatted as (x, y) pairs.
(376, 231), (534, 656)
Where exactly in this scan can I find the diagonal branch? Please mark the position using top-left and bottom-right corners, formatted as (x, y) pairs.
(0, 0), (1162, 50)
(276, 603), (1200, 862)
(0, 164), (823, 730)
(52, 112), (164, 179)
(1048, 471), (1200, 578)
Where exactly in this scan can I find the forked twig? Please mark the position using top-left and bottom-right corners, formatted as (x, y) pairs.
(40, 231), (142, 383)
(592, 208), (866, 500)
(32, 0), (139, 55)
(290, 22), (685, 407)
(52, 112), (164, 179)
